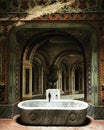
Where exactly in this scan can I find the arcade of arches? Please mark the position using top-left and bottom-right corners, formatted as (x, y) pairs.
(22, 31), (85, 99)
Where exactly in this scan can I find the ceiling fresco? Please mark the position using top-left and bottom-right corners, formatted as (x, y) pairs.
(0, 0), (104, 14)
(0, 0), (103, 22)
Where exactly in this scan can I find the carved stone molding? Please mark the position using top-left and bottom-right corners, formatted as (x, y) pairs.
(15, 27), (91, 45)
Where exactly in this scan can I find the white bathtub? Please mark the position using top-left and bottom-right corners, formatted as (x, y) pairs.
(18, 99), (88, 126)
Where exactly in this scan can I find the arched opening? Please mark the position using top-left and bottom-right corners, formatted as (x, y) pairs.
(55, 50), (84, 98)
(21, 29), (86, 100)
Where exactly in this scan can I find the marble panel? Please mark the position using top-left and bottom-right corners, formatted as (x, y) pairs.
(0, 103), (19, 118)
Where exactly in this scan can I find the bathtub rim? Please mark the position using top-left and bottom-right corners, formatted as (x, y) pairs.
(18, 99), (89, 110)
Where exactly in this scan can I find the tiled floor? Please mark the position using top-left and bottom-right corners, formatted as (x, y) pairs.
(0, 115), (104, 130)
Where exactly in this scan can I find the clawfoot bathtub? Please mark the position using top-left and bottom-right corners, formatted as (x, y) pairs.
(18, 99), (88, 126)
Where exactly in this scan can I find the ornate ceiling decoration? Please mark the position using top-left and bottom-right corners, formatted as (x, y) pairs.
(0, 0), (103, 13)
(0, 0), (104, 22)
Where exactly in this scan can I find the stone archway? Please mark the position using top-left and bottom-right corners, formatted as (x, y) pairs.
(21, 29), (87, 100)
(9, 22), (98, 104)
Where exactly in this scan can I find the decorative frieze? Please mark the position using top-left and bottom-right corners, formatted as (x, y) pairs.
(87, 62), (92, 100)
(0, 0), (104, 22)
(0, 13), (104, 22)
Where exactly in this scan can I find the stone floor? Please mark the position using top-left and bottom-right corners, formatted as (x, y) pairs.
(0, 115), (104, 130)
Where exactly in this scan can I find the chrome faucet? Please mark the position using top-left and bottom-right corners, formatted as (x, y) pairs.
(48, 92), (51, 102)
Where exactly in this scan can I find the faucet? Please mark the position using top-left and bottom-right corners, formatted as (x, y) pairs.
(48, 92), (51, 102)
